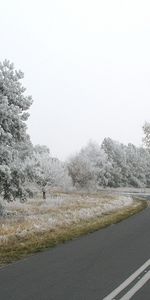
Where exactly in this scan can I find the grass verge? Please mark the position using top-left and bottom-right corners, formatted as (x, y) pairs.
(0, 199), (147, 267)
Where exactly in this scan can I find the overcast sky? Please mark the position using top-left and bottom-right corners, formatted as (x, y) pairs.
(0, 0), (150, 159)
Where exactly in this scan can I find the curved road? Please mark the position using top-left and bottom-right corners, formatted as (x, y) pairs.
(0, 199), (150, 300)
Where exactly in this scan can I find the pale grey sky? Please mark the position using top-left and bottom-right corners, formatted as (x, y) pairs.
(1, 0), (150, 159)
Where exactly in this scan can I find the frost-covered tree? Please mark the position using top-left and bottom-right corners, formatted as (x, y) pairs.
(126, 144), (150, 188)
(143, 122), (150, 149)
(67, 154), (93, 189)
(101, 138), (128, 187)
(32, 145), (57, 198)
(30, 145), (72, 198)
(67, 142), (110, 189)
(67, 138), (150, 190)
(0, 60), (33, 200)
(80, 142), (111, 187)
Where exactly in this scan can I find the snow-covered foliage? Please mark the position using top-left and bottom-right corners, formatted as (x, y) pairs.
(67, 139), (150, 189)
(0, 60), (72, 201)
(1, 58), (150, 200)
(30, 145), (72, 192)
(0, 60), (33, 200)
(68, 142), (110, 189)
(143, 122), (150, 149)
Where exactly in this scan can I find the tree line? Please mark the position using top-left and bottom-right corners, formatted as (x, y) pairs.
(0, 60), (150, 201)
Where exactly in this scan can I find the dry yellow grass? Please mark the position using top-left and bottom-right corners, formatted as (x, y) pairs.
(0, 192), (147, 266)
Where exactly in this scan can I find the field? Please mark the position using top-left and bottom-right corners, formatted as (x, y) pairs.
(0, 191), (147, 266)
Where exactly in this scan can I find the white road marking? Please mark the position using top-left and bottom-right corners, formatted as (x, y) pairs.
(103, 259), (150, 300)
(120, 270), (150, 299)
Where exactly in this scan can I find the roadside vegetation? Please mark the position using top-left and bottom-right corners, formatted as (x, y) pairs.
(0, 192), (147, 266)
(1, 60), (150, 202)
(0, 60), (149, 266)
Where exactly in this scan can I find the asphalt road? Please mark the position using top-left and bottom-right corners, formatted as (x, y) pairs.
(0, 202), (150, 300)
